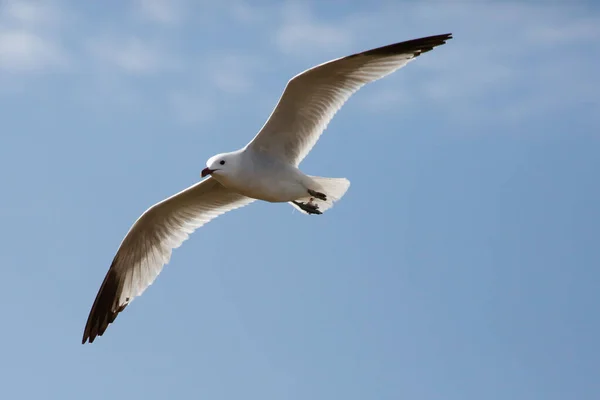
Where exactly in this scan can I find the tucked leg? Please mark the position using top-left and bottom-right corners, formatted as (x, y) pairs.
(292, 200), (323, 215)
(307, 189), (327, 201)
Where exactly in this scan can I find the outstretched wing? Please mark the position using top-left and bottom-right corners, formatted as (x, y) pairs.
(82, 177), (254, 343)
(247, 33), (452, 165)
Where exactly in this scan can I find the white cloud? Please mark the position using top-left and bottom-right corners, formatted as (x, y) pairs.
(162, 52), (266, 126)
(168, 91), (216, 126)
(0, 0), (69, 72)
(212, 69), (252, 94)
(73, 74), (144, 113)
(525, 16), (600, 45)
(1, 0), (61, 27)
(0, 29), (67, 72)
(360, 87), (413, 114)
(343, 2), (600, 123)
(206, 54), (263, 95)
(86, 36), (180, 75)
(229, 2), (266, 25)
(132, 0), (183, 25)
(275, 2), (353, 58)
(2, 0), (597, 127)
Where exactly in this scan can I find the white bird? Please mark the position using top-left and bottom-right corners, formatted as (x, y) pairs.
(82, 33), (452, 343)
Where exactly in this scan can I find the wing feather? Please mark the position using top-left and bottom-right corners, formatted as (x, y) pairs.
(247, 33), (452, 165)
(82, 177), (254, 343)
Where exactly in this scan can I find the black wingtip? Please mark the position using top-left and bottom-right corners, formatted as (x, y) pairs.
(82, 265), (127, 344)
(353, 33), (453, 58)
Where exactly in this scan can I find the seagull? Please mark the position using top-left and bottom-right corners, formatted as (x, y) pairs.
(82, 33), (452, 344)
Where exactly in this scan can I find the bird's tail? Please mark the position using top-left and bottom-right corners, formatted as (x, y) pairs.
(289, 176), (350, 214)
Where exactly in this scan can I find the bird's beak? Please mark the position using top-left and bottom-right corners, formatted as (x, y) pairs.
(201, 167), (213, 178)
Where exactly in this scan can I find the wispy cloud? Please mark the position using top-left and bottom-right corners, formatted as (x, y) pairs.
(275, 2), (354, 58)
(162, 51), (267, 127)
(228, 2), (267, 25)
(360, 87), (413, 114)
(0, 29), (67, 72)
(206, 54), (263, 95)
(348, 2), (600, 123)
(2, 0), (61, 27)
(168, 90), (216, 126)
(132, 0), (183, 25)
(3, 0), (598, 129)
(86, 36), (180, 75)
(524, 15), (600, 45)
(0, 0), (69, 72)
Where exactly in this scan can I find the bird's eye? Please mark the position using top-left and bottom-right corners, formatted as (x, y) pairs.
(219, 160), (225, 165)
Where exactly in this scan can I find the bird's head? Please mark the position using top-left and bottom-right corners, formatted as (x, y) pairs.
(201, 152), (238, 179)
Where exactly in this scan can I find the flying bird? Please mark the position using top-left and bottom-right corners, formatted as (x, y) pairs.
(82, 33), (453, 344)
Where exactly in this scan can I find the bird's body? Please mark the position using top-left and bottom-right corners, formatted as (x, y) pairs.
(208, 149), (313, 203)
(82, 33), (453, 344)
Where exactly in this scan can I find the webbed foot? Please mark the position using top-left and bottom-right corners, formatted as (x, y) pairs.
(307, 189), (327, 201)
(292, 200), (323, 215)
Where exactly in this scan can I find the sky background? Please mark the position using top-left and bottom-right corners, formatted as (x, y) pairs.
(1, 0), (599, 399)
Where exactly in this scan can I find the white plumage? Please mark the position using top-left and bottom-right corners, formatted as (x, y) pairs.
(83, 33), (452, 344)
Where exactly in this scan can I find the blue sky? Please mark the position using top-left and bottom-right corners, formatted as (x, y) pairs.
(1, 0), (599, 399)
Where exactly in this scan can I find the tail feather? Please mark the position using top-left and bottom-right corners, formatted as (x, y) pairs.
(289, 176), (350, 214)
